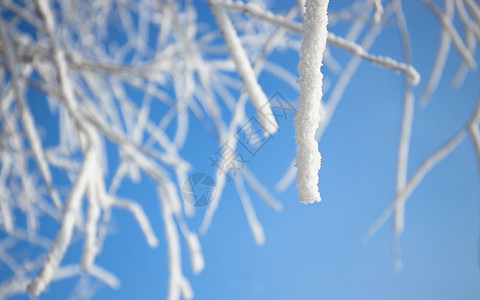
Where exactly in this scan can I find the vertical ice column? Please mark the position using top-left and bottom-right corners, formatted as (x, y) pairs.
(294, 0), (329, 204)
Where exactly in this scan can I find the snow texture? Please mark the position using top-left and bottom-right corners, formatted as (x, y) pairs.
(1, 0), (480, 298)
(294, 0), (329, 204)
(209, 1), (278, 136)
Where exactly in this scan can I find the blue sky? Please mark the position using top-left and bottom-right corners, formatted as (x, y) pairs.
(4, 0), (480, 299)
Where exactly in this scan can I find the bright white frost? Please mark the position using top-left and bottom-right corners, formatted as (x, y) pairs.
(2, 0), (480, 298)
(294, 0), (329, 204)
(209, 0), (279, 136)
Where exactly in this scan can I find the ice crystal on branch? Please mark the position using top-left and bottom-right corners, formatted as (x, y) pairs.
(0, 0), (479, 298)
(294, 0), (329, 204)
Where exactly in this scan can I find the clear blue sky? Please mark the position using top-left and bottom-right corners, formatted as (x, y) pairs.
(6, 1), (480, 299)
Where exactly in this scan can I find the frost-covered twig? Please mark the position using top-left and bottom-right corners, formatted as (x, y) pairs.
(0, 12), (62, 212)
(111, 198), (159, 248)
(216, 0), (420, 83)
(468, 98), (480, 169)
(233, 173), (265, 244)
(393, 0), (415, 203)
(81, 179), (102, 271)
(241, 167), (283, 211)
(422, 0), (477, 69)
(366, 97), (480, 241)
(1, 0), (296, 298)
(1, 0), (479, 297)
(0, 155), (13, 233)
(464, 0), (480, 23)
(469, 124), (480, 169)
(53, 264), (120, 289)
(420, 0), (454, 105)
(327, 32), (420, 84)
(294, 0), (329, 203)
(372, 0), (384, 23)
(200, 6), (297, 233)
(392, 0), (415, 270)
(27, 145), (95, 295)
(208, 0), (279, 135)
(277, 11), (388, 193)
(453, 0), (479, 87)
(158, 186), (193, 300)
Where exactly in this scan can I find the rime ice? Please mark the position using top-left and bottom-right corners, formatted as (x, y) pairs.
(294, 0), (329, 204)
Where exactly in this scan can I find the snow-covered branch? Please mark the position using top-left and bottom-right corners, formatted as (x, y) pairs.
(294, 0), (329, 203)
(208, 0), (279, 136)
(0, 0), (479, 298)
(215, 0), (420, 84)
(366, 97), (480, 243)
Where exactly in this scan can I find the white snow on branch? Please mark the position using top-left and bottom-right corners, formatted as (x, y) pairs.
(464, 0), (480, 23)
(422, 0), (477, 69)
(420, 0), (454, 105)
(53, 264), (120, 289)
(0, 155), (14, 233)
(233, 173), (265, 245)
(241, 167), (283, 211)
(276, 10), (390, 194)
(111, 198), (159, 248)
(88, 265), (121, 289)
(453, 0), (480, 86)
(217, 0), (420, 84)
(208, 0), (278, 135)
(158, 186), (194, 300)
(27, 146), (95, 295)
(1, 0), (479, 297)
(176, 219), (205, 274)
(372, 0), (384, 23)
(327, 33), (420, 84)
(294, 0), (329, 204)
(198, 6), (295, 233)
(469, 124), (480, 170)
(81, 181), (102, 271)
(0, 13), (62, 212)
(366, 98), (480, 241)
